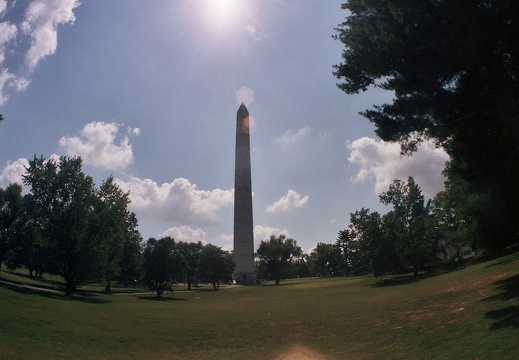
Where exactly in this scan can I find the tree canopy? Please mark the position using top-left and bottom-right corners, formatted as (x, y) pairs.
(24, 156), (98, 295)
(143, 237), (186, 297)
(198, 244), (235, 291)
(256, 235), (302, 285)
(0, 183), (26, 270)
(334, 0), (519, 253)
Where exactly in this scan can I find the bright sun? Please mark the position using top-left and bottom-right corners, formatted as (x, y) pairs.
(206, 0), (239, 25)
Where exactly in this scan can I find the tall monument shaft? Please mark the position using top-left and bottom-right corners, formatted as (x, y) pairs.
(233, 103), (255, 285)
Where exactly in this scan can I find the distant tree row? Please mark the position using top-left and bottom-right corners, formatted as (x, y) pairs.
(0, 155), (234, 297)
(255, 176), (482, 282)
(0, 155), (491, 291)
(143, 237), (234, 297)
(310, 176), (480, 278)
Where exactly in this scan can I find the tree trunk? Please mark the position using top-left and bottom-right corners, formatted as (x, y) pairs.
(105, 280), (111, 292)
(65, 279), (74, 296)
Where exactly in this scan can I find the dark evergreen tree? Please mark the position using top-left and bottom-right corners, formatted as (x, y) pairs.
(334, 0), (519, 253)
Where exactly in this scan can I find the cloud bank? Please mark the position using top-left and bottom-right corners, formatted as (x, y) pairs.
(347, 137), (449, 197)
(277, 127), (310, 147)
(0, 0), (79, 104)
(160, 225), (208, 243)
(116, 177), (233, 227)
(267, 190), (309, 214)
(254, 225), (291, 242)
(59, 121), (139, 170)
(0, 158), (29, 189)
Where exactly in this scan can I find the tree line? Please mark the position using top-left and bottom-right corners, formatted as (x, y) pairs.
(309, 176), (481, 279)
(0, 156), (504, 293)
(255, 175), (482, 282)
(0, 155), (234, 297)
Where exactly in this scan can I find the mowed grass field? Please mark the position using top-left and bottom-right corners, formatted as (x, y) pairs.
(1, 253), (518, 360)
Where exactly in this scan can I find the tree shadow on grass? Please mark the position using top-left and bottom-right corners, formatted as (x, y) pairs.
(484, 252), (519, 269)
(0, 282), (111, 304)
(482, 273), (519, 330)
(138, 295), (187, 301)
(371, 267), (466, 288)
(371, 275), (421, 287)
(1, 270), (65, 288)
(484, 306), (519, 330)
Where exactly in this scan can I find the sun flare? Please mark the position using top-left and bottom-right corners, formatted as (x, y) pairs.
(206, 0), (239, 24)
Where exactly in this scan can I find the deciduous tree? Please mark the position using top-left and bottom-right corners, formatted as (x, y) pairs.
(380, 177), (437, 275)
(175, 241), (203, 290)
(0, 183), (26, 271)
(199, 244), (234, 291)
(24, 156), (97, 295)
(119, 212), (143, 286)
(256, 235), (302, 285)
(143, 237), (186, 298)
(310, 242), (342, 278)
(335, 229), (352, 277)
(95, 176), (131, 292)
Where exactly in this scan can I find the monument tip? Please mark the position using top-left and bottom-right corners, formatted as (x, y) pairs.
(238, 102), (249, 114)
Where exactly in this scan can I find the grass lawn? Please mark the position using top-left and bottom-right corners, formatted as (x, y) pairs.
(1, 253), (518, 359)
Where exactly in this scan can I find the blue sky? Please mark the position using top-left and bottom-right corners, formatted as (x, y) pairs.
(0, 0), (449, 252)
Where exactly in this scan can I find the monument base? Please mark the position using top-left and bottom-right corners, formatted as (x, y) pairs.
(233, 271), (256, 285)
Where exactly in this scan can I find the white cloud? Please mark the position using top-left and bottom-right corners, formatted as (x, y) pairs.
(22, 0), (80, 70)
(115, 176), (233, 227)
(59, 121), (135, 170)
(0, 68), (15, 105)
(254, 225), (291, 243)
(347, 137), (449, 197)
(244, 24), (266, 41)
(128, 127), (141, 136)
(10, 76), (30, 91)
(0, 21), (17, 63)
(0, 1), (7, 15)
(0, 0), (78, 104)
(0, 158), (29, 189)
(277, 127), (310, 147)
(160, 225), (207, 243)
(218, 233), (234, 251)
(266, 189), (309, 213)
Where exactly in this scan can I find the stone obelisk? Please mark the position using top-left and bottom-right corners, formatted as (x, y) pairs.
(233, 102), (255, 285)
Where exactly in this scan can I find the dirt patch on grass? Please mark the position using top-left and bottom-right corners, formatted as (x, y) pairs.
(439, 271), (516, 295)
(403, 271), (519, 322)
(274, 344), (329, 360)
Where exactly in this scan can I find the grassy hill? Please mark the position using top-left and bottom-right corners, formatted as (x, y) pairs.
(1, 252), (518, 359)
